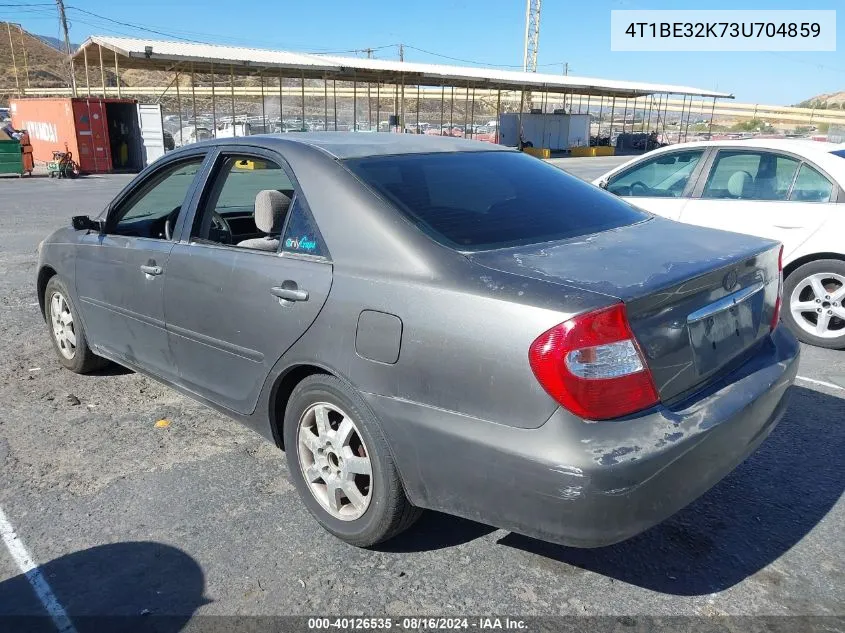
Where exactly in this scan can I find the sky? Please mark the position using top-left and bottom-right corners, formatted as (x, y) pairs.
(6, 0), (844, 105)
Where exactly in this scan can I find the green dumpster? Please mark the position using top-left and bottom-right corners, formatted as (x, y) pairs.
(0, 138), (23, 176)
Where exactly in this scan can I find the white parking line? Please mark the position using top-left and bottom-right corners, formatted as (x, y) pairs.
(796, 375), (844, 391)
(0, 505), (77, 633)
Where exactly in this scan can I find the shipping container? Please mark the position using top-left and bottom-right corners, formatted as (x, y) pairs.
(9, 98), (165, 173)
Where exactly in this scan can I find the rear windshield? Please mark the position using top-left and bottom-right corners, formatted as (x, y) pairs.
(344, 151), (649, 251)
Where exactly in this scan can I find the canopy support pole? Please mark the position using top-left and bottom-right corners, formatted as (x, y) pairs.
(259, 69), (266, 132)
(621, 98), (628, 135)
(229, 65), (236, 137)
(416, 84), (421, 132)
(608, 96), (616, 144)
(541, 88), (548, 147)
(99, 44), (106, 97)
(400, 73), (405, 132)
(353, 73), (358, 131)
(376, 79), (380, 132)
(463, 83), (470, 138)
(301, 71), (305, 128)
(495, 89), (501, 143)
(449, 86), (454, 132)
(684, 97), (693, 142)
(211, 62), (216, 135)
(333, 79), (337, 131)
(677, 95), (686, 143)
(597, 96), (604, 141)
(469, 86), (475, 139)
(278, 69), (283, 130)
(324, 77), (328, 131)
(83, 46), (91, 96)
(191, 63), (197, 129)
(114, 51), (121, 98)
(176, 70), (183, 146)
(440, 85), (445, 132)
(708, 97), (717, 136)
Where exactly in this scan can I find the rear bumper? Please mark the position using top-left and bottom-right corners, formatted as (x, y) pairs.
(364, 326), (800, 547)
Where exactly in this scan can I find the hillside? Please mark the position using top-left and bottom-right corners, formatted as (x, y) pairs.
(795, 91), (845, 110)
(0, 22), (73, 97)
(34, 34), (78, 53)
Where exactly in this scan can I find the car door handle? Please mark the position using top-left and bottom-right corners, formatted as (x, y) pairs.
(140, 264), (163, 276)
(270, 285), (309, 302)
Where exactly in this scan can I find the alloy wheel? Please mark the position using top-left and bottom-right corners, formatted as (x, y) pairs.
(297, 402), (373, 521)
(789, 272), (845, 339)
(50, 291), (77, 359)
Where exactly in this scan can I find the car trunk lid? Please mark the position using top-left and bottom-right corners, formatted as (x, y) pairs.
(469, 217), (781, 404)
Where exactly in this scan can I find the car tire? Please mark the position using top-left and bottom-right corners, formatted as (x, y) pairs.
(44, 276), (108, 373)
(782, 259), (845, 350)
(283, 374), (421, 547)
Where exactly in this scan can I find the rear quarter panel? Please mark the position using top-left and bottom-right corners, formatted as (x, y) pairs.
(277, 256), (613, 430)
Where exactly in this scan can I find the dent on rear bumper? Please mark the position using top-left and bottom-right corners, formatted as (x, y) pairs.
(364, 326), (800, 547)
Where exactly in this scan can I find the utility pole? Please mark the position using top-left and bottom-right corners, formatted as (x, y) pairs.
(523, 0), (541, 72)
(56, 0), (77, 96)
(563, 62), (568, 76)
(522, 0), (541, 118)
(398, 43), (404, 62)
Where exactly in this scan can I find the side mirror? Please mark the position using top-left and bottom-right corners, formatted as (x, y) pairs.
(598, 180), (608, 190)
(71, 215), (103, 233)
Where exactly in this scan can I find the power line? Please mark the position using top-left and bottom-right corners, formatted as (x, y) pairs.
(15, 3), (569, 75)
(400, 43), (566, 70)
(66, 6), (197, 42)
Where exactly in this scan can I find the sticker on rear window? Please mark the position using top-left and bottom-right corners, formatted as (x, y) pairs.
(285, 235), (317, 252)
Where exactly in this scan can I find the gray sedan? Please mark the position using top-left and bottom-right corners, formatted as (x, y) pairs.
(36, 134), (798, 548)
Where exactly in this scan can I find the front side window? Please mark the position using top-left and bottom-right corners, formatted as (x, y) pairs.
(192, 155), (294, 250)
(109, 157), (205, 237)
(607, 150), (704, 198)
(789, 164), (834, 202)
(701, 151), (799, 201)
(345, 151), (649, 251)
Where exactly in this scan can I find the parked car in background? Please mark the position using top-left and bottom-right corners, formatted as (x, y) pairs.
(595, 140), (845, 349)
(37, 134), (796, 549)
(175, 125), (214, 147)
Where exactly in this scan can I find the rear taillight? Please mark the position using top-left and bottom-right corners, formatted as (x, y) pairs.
(771, 245), (784, 330)
(528, 303), (659, 421)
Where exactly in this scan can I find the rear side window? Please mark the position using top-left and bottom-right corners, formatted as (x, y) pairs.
(701, 151), (799, 201)
(789, 164), (833, 202)
(344, 152), (648, 250)
(282, 197), (328, 257)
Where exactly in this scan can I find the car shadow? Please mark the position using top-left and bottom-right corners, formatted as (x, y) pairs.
(497, 386), (844, 595)
(373, 511), (496, 553)
(0, 541), (209, 632)
(88, 362), (133, 377)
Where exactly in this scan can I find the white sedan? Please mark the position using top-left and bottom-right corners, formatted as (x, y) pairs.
(595, 139), (845, 349)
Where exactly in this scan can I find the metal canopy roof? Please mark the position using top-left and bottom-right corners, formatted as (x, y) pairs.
(75, 36), (734, 99)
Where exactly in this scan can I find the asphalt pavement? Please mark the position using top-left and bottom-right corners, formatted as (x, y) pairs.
(0, 158), (842, 631)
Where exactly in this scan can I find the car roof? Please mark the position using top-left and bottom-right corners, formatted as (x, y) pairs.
(200, 132), (515, 160)
(655, 138), (844, 157)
